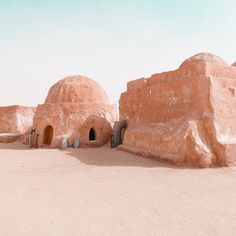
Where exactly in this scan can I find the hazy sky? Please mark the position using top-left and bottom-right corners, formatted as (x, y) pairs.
(0, 0), (236, 106)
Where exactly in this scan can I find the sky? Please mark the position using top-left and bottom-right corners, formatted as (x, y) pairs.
(0, 0), (236, 107)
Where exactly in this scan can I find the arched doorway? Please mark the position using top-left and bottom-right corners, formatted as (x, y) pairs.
(111, 120), (127, 148)
(89, 128), (96, 141)
(43, 125), (53, 145)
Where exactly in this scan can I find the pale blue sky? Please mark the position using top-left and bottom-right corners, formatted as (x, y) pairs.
(0, 0), (236, 106)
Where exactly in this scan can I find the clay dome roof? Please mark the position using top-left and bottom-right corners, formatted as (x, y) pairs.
(180, 52), (228, 68)
(45, 76), (109, 104)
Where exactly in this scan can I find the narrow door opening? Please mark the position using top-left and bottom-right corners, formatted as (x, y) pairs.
(89, 128), (96, 141)
(43, 125), (53, 145)
(121, 127), (126, 144)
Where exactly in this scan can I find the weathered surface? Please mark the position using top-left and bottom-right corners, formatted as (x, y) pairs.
(0, 133), (22, 143)
(119, 52), (236, 167)
(32, 76), (117, 148)
(45, 76), (109, 104)
(0, 106), (35, 143)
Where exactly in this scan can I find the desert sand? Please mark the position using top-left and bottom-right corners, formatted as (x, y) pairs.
(0, 142), (236, 236)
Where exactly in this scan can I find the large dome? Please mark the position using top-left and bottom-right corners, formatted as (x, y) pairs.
(45, 76), (109, 104)
(180, 52), (228, 68)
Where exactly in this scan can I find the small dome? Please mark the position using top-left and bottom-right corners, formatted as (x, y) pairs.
(45, 76), (109, 104)
(180, 52), (228, 68)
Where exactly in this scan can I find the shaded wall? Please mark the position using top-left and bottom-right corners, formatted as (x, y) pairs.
(0, 106), (35, 134)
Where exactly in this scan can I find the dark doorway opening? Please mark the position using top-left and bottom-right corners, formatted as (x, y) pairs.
(111, 119), (127, 148)
(43, 125), (53, 145)
(121, 127), (126, 144)
(89, 128), (96, 141)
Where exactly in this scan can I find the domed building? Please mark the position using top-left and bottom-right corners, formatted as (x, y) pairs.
(179, 52), (228, 67)
(32, 76), (116, 148)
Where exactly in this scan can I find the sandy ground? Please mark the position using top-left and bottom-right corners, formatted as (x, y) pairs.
(0, 142), (236, 236)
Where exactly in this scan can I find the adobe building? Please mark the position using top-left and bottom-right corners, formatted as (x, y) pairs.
(0, 105), (35, 143)
(32, 75), (116, 148)
(118, 52), (236, 167)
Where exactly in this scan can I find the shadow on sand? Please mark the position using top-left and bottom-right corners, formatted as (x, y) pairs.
(0, 142), (196, 169)
(65, 144), (196, 169)
(0, 142), (30, 150)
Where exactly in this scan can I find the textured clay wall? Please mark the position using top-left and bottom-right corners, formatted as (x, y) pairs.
(0, 106), (35, 134)
(119, 53), (236, 167)
(33, 102), (115, 148)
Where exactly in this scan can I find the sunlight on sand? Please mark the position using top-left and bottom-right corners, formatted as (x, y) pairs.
(0, 142), (236, 236)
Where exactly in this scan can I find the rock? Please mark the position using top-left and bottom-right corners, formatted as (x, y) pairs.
(33, 75), (117, 148)
(0, 106), (35, 143)
(0, 133), (22, 143)
(119, 52), (236, 167)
